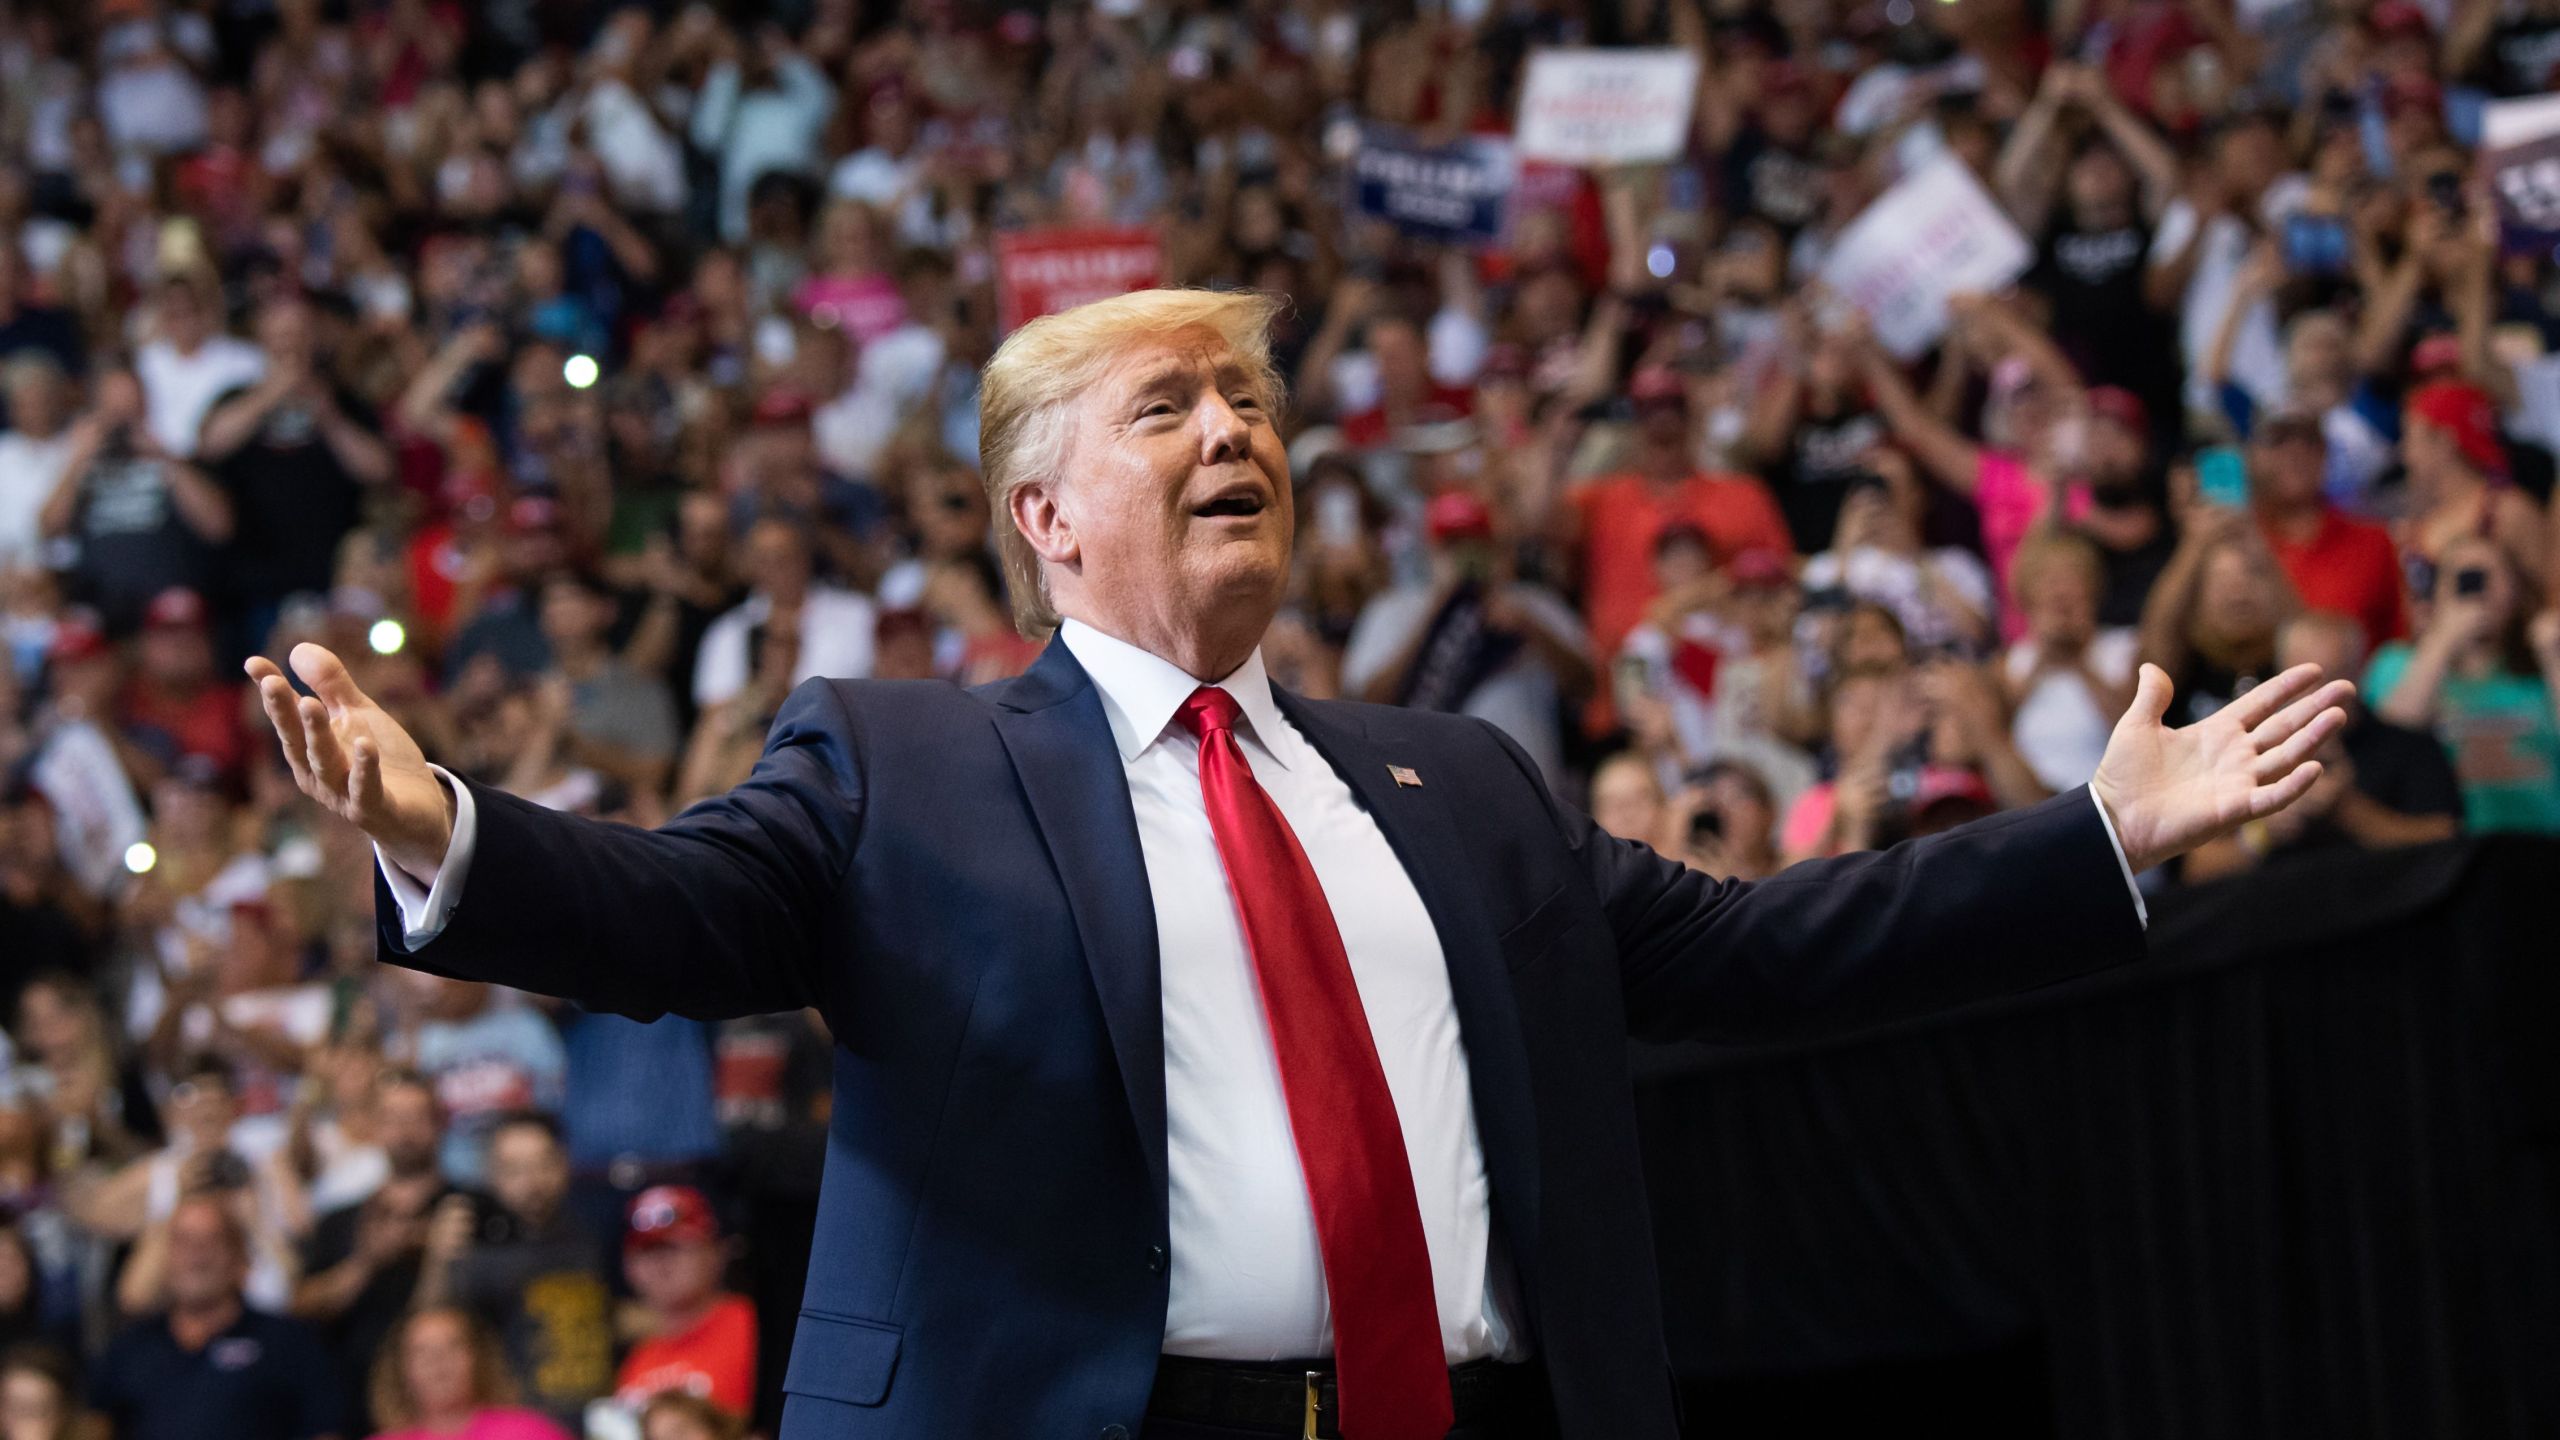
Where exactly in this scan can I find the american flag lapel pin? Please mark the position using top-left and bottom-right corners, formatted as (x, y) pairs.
(1388, 764), (1423, 788)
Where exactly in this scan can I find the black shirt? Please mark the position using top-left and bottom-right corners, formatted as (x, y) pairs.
(89, 1306), (346, 1440)
(210, 385), (375, 604)
(69, 448), (219, 632)
(301, 1183), (465, 1433)
(1766, 398), (1886, 554)
(2033, 215), (2179, 427)
(2344, 714), (2465, 820)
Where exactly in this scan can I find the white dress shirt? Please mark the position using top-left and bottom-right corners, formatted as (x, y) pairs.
(381, 619), (2145, 1364)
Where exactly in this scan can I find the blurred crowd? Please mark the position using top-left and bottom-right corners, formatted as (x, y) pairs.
(3, 0), (2560, 1435)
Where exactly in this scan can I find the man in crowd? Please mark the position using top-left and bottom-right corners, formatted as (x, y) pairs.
(89, 1194), (347, 1440)
(422, 1111), (613, 1428)
(294, 1069), (462, 1433)
(611, 1185), (758, 1419)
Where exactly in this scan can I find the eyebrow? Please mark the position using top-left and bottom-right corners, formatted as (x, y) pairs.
(1122, 357), (1260, 403)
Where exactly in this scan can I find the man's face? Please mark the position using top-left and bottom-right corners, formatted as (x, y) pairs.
(1031, 330), (1293, 638)
(257, 303), (314, 369)
(164, 1200), (246, 1309)
(159, 286), (210, 349)
(744, 521), (812, 597)
(2252, 431), (2327, 505)
(377, 1083), (444, 1178)
(625, 1239), (723, 1311)
(5, 370), (66, 435)
(487, 1125), (568, 1224)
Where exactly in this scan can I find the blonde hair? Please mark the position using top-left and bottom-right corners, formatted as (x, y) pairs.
(978, 288), (1289, 636)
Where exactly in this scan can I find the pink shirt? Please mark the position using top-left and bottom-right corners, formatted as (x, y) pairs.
(794, 271), (909, 344)
(373, 1407), (575, 1440)
(1974, 450), (2091, 642)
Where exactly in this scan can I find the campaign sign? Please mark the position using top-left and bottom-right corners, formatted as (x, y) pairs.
(2483, 95), (2560, 255)
(1818, 151), (2033, 359)
(994, 227), (1164, 333)
(1514, 48), (1700, 167)
(1351, 124), (1516, 244)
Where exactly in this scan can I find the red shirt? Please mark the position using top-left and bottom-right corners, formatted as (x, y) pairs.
(118, 679), (250, 784)
(615, 1293), (757, 1416)
(1572, 470), (1796, 660)
(2261, 507), (2407, 647)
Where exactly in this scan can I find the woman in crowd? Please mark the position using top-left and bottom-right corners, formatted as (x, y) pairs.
(2368, 536), (2560, 835)
(369, 1306), (573, 1440)
(2003, 531), (2138, 792)
(2137, 507), (2298, 727)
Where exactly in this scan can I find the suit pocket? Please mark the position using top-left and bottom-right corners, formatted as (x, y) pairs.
(783, 1309), (903, 1407)
(1497, 882), (1585, 974)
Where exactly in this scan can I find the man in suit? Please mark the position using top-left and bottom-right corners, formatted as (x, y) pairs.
(247, 289), (2349, 1440)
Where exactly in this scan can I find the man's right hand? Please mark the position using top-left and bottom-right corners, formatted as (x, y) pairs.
(247, 643), (453, 881)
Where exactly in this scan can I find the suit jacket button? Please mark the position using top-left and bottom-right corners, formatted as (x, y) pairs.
(1146, 1245), (1167, 1274)
(1101, 1426), (1130, 1440)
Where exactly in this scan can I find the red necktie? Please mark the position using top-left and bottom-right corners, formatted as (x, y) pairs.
(1176, 686), (1454, 1440)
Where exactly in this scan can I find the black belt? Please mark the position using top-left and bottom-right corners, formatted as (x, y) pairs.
(1148, 1354), (1539, 1439)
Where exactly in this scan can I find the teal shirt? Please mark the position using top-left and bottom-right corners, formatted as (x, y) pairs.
(2364, 643), (2560, 834)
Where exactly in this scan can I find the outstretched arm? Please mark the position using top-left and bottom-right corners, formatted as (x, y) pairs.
(1513, 662), (2348, 1044)
(248, 644), (859, 1020)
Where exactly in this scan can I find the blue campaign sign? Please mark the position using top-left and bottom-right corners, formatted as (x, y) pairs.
(1350, 125), (1516, 245)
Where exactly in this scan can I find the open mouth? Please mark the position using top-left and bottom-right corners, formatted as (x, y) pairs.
(1190, 489), (1268, 520)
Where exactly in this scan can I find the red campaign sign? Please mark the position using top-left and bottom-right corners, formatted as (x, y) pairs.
(995, 227), (1163, 333)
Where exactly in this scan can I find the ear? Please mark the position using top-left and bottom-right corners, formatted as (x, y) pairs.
(1009, 478), (1078, 570)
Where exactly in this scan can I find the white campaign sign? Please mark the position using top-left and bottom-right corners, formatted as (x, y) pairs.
(1819, 151), (2033, 360)
(1514, 48), (1701, 166)
(30, 719), (147, 896)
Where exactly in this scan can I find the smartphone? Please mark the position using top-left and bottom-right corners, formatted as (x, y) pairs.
(2197, 445), (2249, 508)
(2453, 566), (2490, 597)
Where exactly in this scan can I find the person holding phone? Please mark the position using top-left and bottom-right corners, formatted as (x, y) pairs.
(1340, 490), (1589, 788)
(2365, 536), (2560, 834)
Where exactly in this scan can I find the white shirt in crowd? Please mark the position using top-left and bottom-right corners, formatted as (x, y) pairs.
(0, 426), (76, 571)
(136, 334), (265, 457)
(2151, 175), (2308, 417)
(690, 584), (879, 710)
(2004, 629), (2142, 794)
(380, 618), (2146, 1363)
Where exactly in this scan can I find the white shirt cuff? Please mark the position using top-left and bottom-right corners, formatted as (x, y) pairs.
(376, 764), (477, 950)
(2087, 787), (2149, 930)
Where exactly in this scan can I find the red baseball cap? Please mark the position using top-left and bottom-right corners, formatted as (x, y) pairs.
(1727, 548), (1793, 590)
(1629, 367), (1687, 406)
(2406, 379), (2508, 478)
(144, 586), (208, 632)
(752, 389), (815, 427)
(49, 611), (111, 665)
(2086, 385), (2148, 436)
(1424, 490), (1496, 542)
(625, 1185), (719, 1252)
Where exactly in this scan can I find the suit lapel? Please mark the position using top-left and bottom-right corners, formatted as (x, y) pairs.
(1275, 692), (1545, 1300)
(989, 641), (1170, 1220)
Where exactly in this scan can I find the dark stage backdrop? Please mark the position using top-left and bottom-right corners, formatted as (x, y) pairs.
(1633, 838), (2560, 1440)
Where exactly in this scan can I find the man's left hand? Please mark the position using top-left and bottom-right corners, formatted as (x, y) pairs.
(2091, 662), (2353, 874)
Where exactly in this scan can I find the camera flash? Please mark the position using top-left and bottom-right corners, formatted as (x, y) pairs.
(125, 842), (157, 876)
(564, 354), (601, 389)
(369, 619), (407, 656)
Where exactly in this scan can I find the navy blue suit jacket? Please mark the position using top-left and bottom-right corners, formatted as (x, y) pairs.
(377, 637), (2146, 1439)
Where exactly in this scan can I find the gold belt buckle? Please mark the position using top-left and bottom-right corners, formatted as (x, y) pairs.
(1303, 1369), (1322, 1439)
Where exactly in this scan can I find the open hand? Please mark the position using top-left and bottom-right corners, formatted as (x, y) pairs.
(2090, 663), (2353, 873)
(247, 644), (453, 880)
